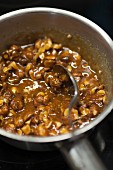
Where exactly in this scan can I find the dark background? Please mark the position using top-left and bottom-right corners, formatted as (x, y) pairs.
(0, 0), (113, 170)
(0, 0), (113, 38)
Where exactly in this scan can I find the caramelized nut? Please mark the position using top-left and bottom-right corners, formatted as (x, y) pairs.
(0, 104), (9, 115)
(71, 109), (79, 120)
(17, 129), (22, 135)
(59, 127), (69, 134)
(45, 55), (56, 60)
(25, 119), (31, 125)
(92, 110), (98, 116)
(83, 80), (89, 86)
(39, 53), (45, 60)
(103, 95), (106, 103)
(49, 129), (58, 136)
(44, 59), (56, 68)
(11, 87), (18, 94)
(45, 120), (52, 128)
(54, 121), (62, 129)
(14, 117), (24, 128)
(39, 111), (48, 121)
(79, 84), (86, 91)
(73, 52), (81, 61)
(52, 49), (57, 55)
(97, 90), (105, 95)
(64, 108), (69, 117)
(25, 63), (32, 73)
(10, 45), (21, 51)
(29, 70), (36, 80)
(0, 99), (4, 106)
(80, 107), (90, 116)
(38, 38), (52, 53)
(31, 115), (39, 124)
(8, 109), (16, 117)
(0, 115), (4, 125)
(37, 92), (45, 96)
(8, 61), (19, 70)
(53, 43), (62, 49)
(21, 124), (31, 135)
(3, 67), (9, 73)
(67, 65), (72, 72)
(91, 87), (98, 94)
(10, 95), (24, 111)
(36, 124), (47, 136)
(35, 39), (42, 49)
(3, 53), (9, 59)
(5, 124), (15, 132)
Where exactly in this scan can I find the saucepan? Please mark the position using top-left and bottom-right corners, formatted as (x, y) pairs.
(0, 7), (113, 170)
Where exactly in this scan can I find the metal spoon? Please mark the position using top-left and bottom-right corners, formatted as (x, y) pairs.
(53, 64), (79, 126)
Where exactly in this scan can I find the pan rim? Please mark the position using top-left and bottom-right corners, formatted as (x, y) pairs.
(0, 7), (113, 143)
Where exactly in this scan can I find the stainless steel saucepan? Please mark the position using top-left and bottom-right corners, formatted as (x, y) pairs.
(0, 7), (113, 170)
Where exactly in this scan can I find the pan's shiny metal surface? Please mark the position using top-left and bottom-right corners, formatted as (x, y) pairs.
(0, 7), (112, 143)
(0, 7), (113, 170)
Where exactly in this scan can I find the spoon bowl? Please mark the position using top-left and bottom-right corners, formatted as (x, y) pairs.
(53, 64), (79, 125)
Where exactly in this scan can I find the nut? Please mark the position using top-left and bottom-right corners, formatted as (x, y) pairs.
(64, 108), (69, 117)
(59, 127), (69, 134)
(97, 90), (105, 95)
(11, 87), (18, 94)
(21, 124), (31, 135)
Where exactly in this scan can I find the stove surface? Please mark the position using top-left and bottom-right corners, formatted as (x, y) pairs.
(0, 0), (113, 170)
(0, 139), (70, 170)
